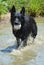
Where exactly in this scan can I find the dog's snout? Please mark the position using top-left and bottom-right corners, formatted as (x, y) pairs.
(14, 18), (20, 25)
(14, 19), (19, 24)
(16, 18), (18, 22)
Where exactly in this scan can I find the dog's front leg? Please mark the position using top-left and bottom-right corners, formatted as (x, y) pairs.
(18, 39), (27, 49)
(16, 38), (21, 48)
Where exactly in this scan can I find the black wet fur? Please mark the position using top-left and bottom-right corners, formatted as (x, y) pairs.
(10, 5), (37, 48)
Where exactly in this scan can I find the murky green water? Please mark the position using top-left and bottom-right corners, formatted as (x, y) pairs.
(0, 22), (44, 65)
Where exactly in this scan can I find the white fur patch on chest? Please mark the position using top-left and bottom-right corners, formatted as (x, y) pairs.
(14, 24), (21, 30)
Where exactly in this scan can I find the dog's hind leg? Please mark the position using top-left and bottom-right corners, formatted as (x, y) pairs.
(23, 39), (27, 46)
(31, 22), (37, 38)
(28, 34), (34, 44)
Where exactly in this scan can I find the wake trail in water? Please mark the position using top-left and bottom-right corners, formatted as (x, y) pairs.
(10, 35), (44, 56)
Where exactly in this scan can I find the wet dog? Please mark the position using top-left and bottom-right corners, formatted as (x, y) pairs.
(10, 6), (37, 49)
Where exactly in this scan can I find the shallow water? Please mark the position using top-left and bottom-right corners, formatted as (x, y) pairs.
(0, 22), (44, 65)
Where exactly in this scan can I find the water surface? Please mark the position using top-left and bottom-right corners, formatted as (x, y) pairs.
(0, 22), (44, 65)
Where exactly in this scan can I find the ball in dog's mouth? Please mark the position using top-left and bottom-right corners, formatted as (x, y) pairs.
(14, 24), (21, 30)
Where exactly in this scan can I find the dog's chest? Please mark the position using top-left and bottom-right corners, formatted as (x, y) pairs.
(13, 29), (22, 38)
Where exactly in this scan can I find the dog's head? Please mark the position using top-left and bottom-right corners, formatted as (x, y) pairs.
(10, 5), (25, 30)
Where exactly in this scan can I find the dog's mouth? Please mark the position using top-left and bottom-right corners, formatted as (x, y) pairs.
(13, 24), (21, 30)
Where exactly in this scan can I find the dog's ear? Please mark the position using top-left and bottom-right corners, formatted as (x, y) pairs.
(10, 5), (16, 13)
(20, 7), (25, 15)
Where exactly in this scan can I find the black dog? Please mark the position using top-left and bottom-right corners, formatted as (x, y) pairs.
(10, 6), (37, 49)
